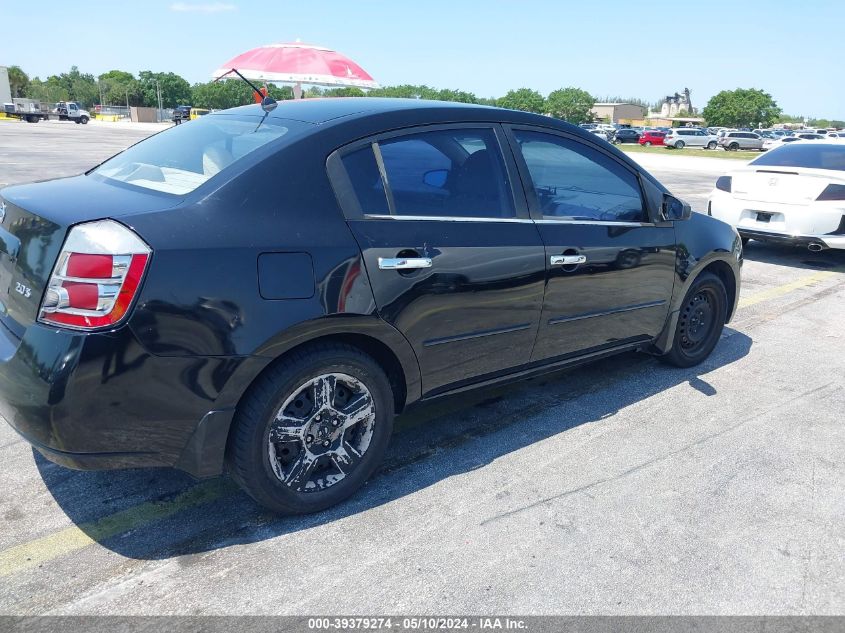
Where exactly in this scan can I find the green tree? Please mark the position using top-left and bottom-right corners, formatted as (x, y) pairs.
(546, 87), (595, 123)
(7, 65), (30, 98)
(323, 87), (366, 98)
(191, 81), (293, 110)
(97, 70), (140, 106)
(497, 88), (545, 114)
(26, 77), (69, 103)
(702, 88), (782, 128)
(137, 71), (192, 108)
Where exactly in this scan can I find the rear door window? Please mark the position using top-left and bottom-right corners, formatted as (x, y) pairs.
(340, 128), (515, 219)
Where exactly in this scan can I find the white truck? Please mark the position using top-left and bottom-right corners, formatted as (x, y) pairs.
(3, 99), (91, 124)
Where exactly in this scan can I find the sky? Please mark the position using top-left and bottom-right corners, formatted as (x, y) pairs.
(2, 0), (844, 119)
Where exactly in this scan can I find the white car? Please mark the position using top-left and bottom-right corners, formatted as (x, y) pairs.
(664, 128), (718, 149)
(708, 139), (845, 251)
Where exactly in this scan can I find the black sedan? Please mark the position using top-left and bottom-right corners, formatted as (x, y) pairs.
(613, 128), (642, 144)
(0, 99), (742, 514)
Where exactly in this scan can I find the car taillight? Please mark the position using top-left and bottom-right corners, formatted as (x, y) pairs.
(716, 176), (732, 192)
(39, 220), (151, 330)
(816, 184), (845, 201)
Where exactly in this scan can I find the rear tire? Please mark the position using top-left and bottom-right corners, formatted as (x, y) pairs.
(728, 142), (739, 151)
(676, 140), (685, 149)
(660, 273), (727, 368)
(226, 343), (394, 514)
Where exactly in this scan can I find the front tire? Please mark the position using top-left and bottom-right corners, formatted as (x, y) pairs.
(80, 116), (89, 124)
(707, 141), (717, 150)
(660, 273), (727, 368)
(227, 343), (394, 514)
(644, 141), (652, 146)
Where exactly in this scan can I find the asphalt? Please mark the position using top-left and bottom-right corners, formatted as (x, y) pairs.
(0, 120), (843, 615)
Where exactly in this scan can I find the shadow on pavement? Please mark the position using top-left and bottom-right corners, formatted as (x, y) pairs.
(35, 330), (752, 560)
(741, 240), (845, 270)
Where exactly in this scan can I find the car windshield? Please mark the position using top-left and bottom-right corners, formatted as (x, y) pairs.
(751, 143), (845, 171)
(93, 114), (305, 195)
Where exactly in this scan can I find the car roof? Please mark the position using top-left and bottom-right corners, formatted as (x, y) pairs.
(214, 97), (495, 125)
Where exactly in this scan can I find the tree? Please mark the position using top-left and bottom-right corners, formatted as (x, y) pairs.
(26, 77), (69, 104)
(137, 71), (192, 108)
(497, 88), (545, 114)
(7, 66), (29, 98)
(191, 81), (294, 110)
(702, 88), (782, 128)
(98, 70), (140, 106)
(546, 87), (595, 123)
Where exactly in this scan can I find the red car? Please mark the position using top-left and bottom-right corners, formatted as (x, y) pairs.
(638, 131), (666, 146)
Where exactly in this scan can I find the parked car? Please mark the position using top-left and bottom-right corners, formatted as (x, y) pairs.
(718, 131), (764, 151)
(639, 131), (666, 146)
(613, 128), (641, 144)
(664, 128), (718, 150)
(761, 136), (803, 151)
(591, 129), (612, 142)
(0, 99), (741, 514)
(709, 139), (845, 251)
(172, 105), (192, 124)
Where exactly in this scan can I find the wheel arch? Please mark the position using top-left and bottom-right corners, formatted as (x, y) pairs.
(175, 319), (420, 479)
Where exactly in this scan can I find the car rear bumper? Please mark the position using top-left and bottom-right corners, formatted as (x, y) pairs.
(708, 191), (845, 250)
(0, 318), (245, 477)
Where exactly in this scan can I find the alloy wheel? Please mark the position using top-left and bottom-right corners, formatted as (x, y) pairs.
(267, 373), (376, 493)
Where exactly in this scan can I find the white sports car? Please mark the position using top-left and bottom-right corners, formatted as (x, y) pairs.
(708, 139), (845, 251)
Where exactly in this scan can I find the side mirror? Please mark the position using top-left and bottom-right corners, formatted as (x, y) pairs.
(260, 96), (278, 113)
(662, 194), (692, 221)
(423, 169), (448, 188)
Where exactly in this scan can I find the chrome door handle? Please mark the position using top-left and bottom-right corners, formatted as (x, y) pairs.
(550, 254), (586, 266)
(378, 257), (432, 270)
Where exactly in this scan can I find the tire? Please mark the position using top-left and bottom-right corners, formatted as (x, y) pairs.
(707, 141), (717, 150)
(728, 143), (739, 151)
(644, 141), (652, 146)
(227, 343), (394, 514)
(675, 140), (685, 149)
(80, 116), (89, 124)
(660, 272), (728, 368)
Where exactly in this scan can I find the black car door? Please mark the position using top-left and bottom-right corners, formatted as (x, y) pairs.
(504, 127), (676, 362)
(328, 124), (546, 396)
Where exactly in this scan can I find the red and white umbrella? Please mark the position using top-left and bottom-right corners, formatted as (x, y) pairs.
(212, 42), (379, 93)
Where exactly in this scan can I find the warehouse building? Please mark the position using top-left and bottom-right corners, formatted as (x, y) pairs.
(590, 102), (647, 123)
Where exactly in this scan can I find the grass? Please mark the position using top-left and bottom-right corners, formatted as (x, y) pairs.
(616, 143), (758, 160)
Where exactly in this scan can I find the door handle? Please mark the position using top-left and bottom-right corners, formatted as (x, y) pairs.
(550, 254), (586, 266)
(378, 257), (432, 270)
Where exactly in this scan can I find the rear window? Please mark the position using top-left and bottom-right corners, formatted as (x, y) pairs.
(751, 143), (845, 171)
(93, 115), (304, 195)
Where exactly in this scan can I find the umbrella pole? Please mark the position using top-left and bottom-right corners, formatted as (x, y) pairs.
(293, 82), (303, 100)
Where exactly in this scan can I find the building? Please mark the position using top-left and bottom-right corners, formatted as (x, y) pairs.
(0, 67), (12, 106)
(590, 102), (647, 123)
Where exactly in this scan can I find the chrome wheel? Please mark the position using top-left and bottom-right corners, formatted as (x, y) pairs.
(267, 373), (376, 493)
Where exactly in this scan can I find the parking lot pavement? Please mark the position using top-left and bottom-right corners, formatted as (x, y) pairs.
(626, 152), (739, 213)
(1, 123), (843, 615)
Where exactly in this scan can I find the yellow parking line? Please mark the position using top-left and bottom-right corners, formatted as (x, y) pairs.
(0, 265), (843, 579)
(0, 479), (236, 577)
(738, 269), (842, 309)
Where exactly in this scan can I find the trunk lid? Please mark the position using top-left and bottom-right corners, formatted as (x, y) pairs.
(0, 175), (181, 335)
(731, 168), (833, 205)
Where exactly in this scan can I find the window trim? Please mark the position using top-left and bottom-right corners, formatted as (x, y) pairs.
(326, 122), (529, 222)
(502, 124), (656, 225)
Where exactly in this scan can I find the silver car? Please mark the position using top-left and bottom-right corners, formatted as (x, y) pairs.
(718, 131), (764, 151)
(664, 128), (718, 150)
